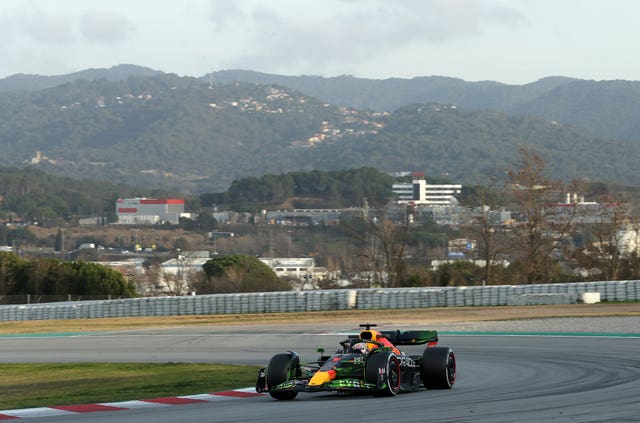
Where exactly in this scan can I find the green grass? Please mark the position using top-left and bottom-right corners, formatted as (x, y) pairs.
(0, 363), (261, 410)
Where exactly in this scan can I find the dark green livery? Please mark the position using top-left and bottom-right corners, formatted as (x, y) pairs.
(256, 323), (456, 400)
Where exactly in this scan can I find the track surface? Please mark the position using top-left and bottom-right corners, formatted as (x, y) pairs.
(2, 319), (640, 422)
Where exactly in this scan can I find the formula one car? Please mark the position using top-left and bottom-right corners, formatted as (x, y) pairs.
(255, 323), (456, 400)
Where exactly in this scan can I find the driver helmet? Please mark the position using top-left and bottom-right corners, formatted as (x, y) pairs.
(351, 341), (370, 353)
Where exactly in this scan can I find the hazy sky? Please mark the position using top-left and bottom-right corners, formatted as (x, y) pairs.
(0, 0), (637, 84)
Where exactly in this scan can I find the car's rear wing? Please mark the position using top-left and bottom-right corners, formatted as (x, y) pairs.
(379, 330), (438, 346)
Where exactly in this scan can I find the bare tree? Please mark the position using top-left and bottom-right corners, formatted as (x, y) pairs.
(372, 217), (409, 287)
(618, 218), (640, 280)
(507, 147), (576, 284)
(141, 261), (163, 295)
(158, 254), (193, 295)
(464, 176), (511, 285)
(587, 198), (633, 280)
(341, 207), (410, 287)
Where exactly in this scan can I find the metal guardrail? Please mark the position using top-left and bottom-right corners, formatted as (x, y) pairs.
(0, 280), (638, 321)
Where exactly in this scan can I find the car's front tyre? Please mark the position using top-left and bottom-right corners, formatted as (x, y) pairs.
(266, 353), (299, 400)
(366, 351), (401, 396)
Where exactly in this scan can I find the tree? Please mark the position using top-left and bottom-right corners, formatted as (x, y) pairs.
(506, 147), (575, 284)
(179, 212), (218, 232)
(464, 176), (510, 285)
(152, 253), (198, 296)
(199, 254), (290, 293)
(54, 228), (64, 252)
(584, 198), (635, 280)
(0, 253), (135, 300)
(0, 252), (28, 298)
(341, 206), (410, 288)
(68, 261), (136, 297)
(435, 261), (482, 286)
(5, 227), (36, 247)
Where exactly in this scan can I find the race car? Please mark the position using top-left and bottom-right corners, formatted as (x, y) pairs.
(255, 323), (456, 400)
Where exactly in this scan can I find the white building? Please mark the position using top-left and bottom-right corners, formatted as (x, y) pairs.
(430, 259), (510, 271)
(259, 257), (315, 278)
(258, 257), (329, 289)
(392, 177), (462, 206)
(116, 198), (185, 224)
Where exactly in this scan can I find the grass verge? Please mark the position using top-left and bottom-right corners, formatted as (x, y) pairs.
(0, 362), (260, 410)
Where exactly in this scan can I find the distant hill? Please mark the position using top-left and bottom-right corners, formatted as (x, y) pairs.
(0, 64), (162, 93)
(0, 74), (366, 192)
(207, 70), (577, 111)
(510, 79), (640, 142)
(6, 66), (640, 143)
(206, 70), (640, 142)
(1, 70), (639, 193)
(316, 104), (638, 185)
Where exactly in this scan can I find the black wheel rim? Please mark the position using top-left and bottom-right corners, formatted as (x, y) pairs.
(389, 358), (400, 392)
(447, 352), (456, 384)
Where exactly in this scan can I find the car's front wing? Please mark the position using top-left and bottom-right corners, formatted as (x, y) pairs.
(271, 378), (379, 393)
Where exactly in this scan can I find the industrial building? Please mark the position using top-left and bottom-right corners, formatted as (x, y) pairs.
(115, 198), (185, 224)
(392, 174), (462, 206)
(264, 209), (342, 226)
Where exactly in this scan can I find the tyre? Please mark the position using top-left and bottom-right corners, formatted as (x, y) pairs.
(421, 347), (456, 389)
(365, 351), (401, 396)
(267, 353), (299, 400)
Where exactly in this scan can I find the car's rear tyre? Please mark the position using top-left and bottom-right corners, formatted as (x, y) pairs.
(421, 347), (456, 389)
(366, 352), (401, 396)
(267, 353), (299, 400)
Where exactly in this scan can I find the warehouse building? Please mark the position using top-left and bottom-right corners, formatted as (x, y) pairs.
(115, 198), (185, 224)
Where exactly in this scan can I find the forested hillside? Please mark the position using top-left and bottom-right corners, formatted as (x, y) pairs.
(1, 69), (639, 194)
(0, 167), (155, 225)
(0, 74), (358, 192)
(201, 167), (396, 210)
(315, 104), (640, 185)
(511, 79), (640, 142)
(208, 70), (640, 142)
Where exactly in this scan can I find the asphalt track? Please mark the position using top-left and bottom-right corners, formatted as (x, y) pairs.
(2, 321), (640, 422)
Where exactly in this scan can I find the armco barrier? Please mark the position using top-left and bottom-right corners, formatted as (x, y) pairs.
(0, 280), (638, 322)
